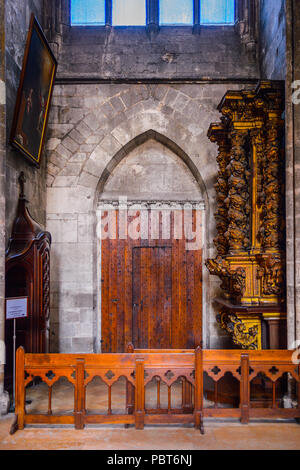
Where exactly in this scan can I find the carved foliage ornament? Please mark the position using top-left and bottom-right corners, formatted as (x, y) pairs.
(256, 254), (285, 297)
(250, 128), (265, 209)
(205, 257), (246, 298)
(217, 310), (259, 350)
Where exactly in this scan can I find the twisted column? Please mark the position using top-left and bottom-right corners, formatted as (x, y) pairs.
(208, 124), (231, 256)
(261, 116), (285, 251)
(225, 130), (251, 252)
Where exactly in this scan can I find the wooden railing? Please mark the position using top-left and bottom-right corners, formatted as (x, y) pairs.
(11, 346), (300, 434)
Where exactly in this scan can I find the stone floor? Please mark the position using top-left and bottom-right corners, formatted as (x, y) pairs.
(1, 378), (300, 450)
(1, 414), (300, 450)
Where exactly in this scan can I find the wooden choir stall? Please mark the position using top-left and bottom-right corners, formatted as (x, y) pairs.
(4, 172), (51, 391)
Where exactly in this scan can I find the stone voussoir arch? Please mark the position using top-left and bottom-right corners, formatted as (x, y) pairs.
(48, 88), (217, 209)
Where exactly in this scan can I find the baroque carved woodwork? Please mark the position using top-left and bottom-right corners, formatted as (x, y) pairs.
(206, 257), (246, 301)
(217, 309), (260, 350)
(256, 254), (285, 297)
(208, 121), (231, 257)
(206, 81), (286, 350)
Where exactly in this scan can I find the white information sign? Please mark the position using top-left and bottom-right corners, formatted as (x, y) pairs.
(6, 297), (28, 320)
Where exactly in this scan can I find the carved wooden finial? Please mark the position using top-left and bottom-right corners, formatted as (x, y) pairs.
(126, 342), (134, 353)
(18, 172), (26, 199)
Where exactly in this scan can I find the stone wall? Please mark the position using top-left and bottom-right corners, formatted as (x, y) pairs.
(35, 2), (259, 353)
(57, 25), (259, 80)
(5, 0), (47, 242)
(292, 0), (300, 344)
(46, 82), (255, 353)
(285, 0), (300, 347)
(259, 0), (286, 80)
(99, 139), (203, 201)
(0, 0), (9, 414)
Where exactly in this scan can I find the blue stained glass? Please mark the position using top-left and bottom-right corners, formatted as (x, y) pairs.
(113, 0), (146, 26)
(201, 0), (235, 25)
(71, 0), (105, 25)
(160, 0), (193, 25)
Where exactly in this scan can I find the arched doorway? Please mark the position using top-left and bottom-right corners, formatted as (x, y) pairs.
(97, 137), (205, 352)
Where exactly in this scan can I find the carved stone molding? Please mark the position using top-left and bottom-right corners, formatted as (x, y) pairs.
(235, 0), (259, 59)
(43, 0), (64, 55)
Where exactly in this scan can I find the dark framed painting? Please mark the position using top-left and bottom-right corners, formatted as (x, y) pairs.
(10, 14), (57, 167)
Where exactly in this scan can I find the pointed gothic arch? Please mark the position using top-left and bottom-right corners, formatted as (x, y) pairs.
(93, 128), (210, 352)
(94, 129), (208, 207)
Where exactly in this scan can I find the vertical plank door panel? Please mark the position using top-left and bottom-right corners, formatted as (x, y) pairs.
(101, 209), (202, 351)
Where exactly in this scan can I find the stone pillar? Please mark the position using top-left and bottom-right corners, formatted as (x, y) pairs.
(235, 0), (258, 57)
(0, 0), (9, 414)
(43, 0), (63, 57)
(193, 0), (201, 34)
(146, 0), (159, 35)
(285, 0), (300, 348)
(292, 0), (300, 344)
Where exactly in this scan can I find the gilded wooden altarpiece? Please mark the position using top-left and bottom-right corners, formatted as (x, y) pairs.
(206, 81), (286, 350)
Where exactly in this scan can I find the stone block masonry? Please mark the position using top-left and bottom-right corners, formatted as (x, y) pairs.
(46, 82), (254, 354)
(57, 25), (259, 81)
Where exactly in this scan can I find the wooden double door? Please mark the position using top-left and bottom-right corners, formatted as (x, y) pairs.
(101, 209), (202, 351)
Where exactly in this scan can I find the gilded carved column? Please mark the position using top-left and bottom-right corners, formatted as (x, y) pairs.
(208, 122), (231, 257)
(261, 111), (285, 251)
(225, 129), (251, 253)
(255, 84), (286, 307)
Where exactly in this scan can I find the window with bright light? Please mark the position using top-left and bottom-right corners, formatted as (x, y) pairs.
(160, 0), (194, 25)
(112, 0), (146, 26)
(70, 0), (236, 28)
(201, 0), (235, 25)
(71, 0), (105, 25)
